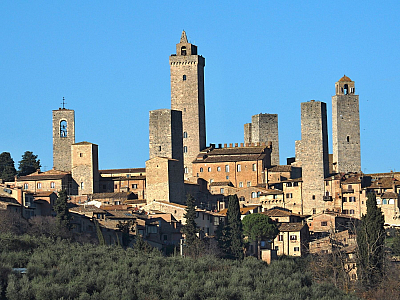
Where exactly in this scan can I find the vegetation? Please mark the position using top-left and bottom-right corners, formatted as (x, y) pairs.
(17, 151), (41, 176)
(53, 189), (72, 232)
(226, 194), (244, 259)
(0, 152), (16, 182)
(242, 213), (278, 259)
(356, 192), (385, 290)
(181, 194), (199, 256)
(0, 233), (359, 300)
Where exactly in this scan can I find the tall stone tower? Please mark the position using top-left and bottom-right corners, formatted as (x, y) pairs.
(332, 75), (361, 174)
(300, 100), (329, 215)
(244, 113), (279, 165)
(170, 31), (206, 179)
(53, 108), (75, 172)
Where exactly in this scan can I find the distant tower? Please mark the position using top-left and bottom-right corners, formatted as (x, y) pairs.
(53, 104), (75, 172)
(300, 100), (329, 215)
(170, 31), (206, 180)
(244, 113), (279, 165)
(332, 75), (361, 173)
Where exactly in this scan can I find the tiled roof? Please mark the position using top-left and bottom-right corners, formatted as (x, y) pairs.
(278, 222), (306, 232)
(154, 200), (187, 209)
(268, 165), (292, 172)
(73, 141), (97, 145)
(91, 192), (134, 200)
(34, 192), (55, 197)
(209, 181), (233, 187)
(193, 154), (266, 163)
(218, 205), (260, 216)
(339, 75), (352, 82)
(204, 146), (267, 155)
(99, 168), (146, 174)
(70, 205), (106, 214)
(381, 192), (398, 199)
(107, 210), (137, 219)
(262, 207), (300, 217)
(260, 189), (284, 195)
(18, 169), (70, 181)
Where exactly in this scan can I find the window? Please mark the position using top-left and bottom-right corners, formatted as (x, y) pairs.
(183, 75), (186, 81)
(290, 235), (297, 240)
(239, 182), (243, 188)
(312, 195), (315, 200)
(184, 167), (188, 174)
(376, 199), (381, 205)
(349, 196), (356, 202)
(252, 163), (256, 171)
(60, 120), (68, 137)
(349, 209), (355, 214)
(225, 165), (229, 172)
(24, 183), (28, 190)
(286, 182), (292, 187)
(79, 153), (83, 157)
(183, 146), (187, 153)
(278, 235), (283, 241)
(80, 182), (84, 190)
(50, 182), (55, 188)
(294, 247), (300, 252)
(158, 146), (162, 151)
(312, 208), (316, 214)
(220, 188), (224, 194)
(208, 167), (211, 172)
(286, 193), (293, 199)
(321, 221), (327, 226)
(389, 199), (395, 205)
(226, 176), (229, 180)
(343, 209), (349, 214)
(343, 197), (347, 202)
(237, 164), (241, 172)
(132, 184), (138, 189)
(275, 246), (279, 251)
(382, 199), (387, 205)
(37, 182), (42, 189)
(217, 166), (221, 172)
(183, 132), (187, 138)
(251, 192), (257, 198)
(293, 182), (299, 187)
(210, 179), (213, 183)
(200, 167), (203, 172)
(247, 181), (251, 187)
(273, 194), (278, 199)
(347, 136), (350, 142)
(181, 46), (186, 55)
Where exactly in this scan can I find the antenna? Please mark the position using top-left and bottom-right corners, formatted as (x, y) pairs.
(61, 97), (67, 109)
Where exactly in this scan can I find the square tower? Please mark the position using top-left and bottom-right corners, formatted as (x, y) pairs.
(170, 31), (206, 180)
(300, 100), (329, 215)
(149, 109), (183, 171)
(53, 108), (75, 172)
(244, 113), (279, 165)
(332, 75), (361, 174)
(71, 142), (99, 195)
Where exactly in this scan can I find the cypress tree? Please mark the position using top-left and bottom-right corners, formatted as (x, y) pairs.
(18, 151), (41, 176)
(0, 152), (16, 182)
(226, 194), (244, 259)
(53, 189), (72, 231)
(181, 194), (198, 247)
(357, 192), (385, 289)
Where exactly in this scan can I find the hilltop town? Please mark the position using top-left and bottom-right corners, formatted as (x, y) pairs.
(1, 31), (399, 269)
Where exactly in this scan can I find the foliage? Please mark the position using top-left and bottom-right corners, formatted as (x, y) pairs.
(181, 194), (199, 255)
(0, 233), (359, 300)
(0, 211), (29, 235)
(226, 194), (244, 260)
(0, 152), (16, 182)
(53, 190), (72, 231)
(242, 213), (278, 259)
(116, 220), (135, 247)
(391, 230), (400, 256)
(17, 151), (41, 176)
(95, 220), (106, 246)
(134, 234), (152, 253)
(356, 192), (385, 290)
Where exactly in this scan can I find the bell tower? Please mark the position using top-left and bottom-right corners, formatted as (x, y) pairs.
(170, 31), (206, 180)
(332, 75), (361, 173)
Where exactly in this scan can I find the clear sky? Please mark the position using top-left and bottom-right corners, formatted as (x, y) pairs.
(1, 1), (400, 174)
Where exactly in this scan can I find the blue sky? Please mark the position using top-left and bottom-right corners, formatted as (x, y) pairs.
(1, 1), (400, 174)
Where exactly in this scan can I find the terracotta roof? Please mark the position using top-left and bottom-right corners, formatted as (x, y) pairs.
(260, 189), (284, 195)
(154, 200), (187, 209)
(34, 192), (55, 197)
(218, 205), (260, 216)
(262, 207), (300, 217)
(268, 165), (292, 172)
(91, 192), (135, 200)
(73, 141), (97, 145)
(339, 75), (352, 82)
(107, 210), (137, 219)
(278, 222), (306, 232)
(18, 169), (70, 181)
(381, 192), (398, 199)
(99, 168), (146, 174)
(204, 146), (267, 155)
(209, 181), (233, 187)
(70, 205), (106, 214)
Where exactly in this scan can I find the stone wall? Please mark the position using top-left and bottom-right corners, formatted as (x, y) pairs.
(53, 109), (75, 172)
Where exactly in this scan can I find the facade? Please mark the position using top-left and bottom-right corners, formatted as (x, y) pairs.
(273, 223), (309, 257)
(300, 100), (329, 215)
(53, 108), (75, 172)
(332, 76), (361, 173)
(244, 113), (279, 166)
(170, 31), (206, 180)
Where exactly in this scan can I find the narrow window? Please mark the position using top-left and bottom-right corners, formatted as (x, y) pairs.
(208, 167), (211, 172)
(200, 167), (203, 172)
(247, 181), (251, 187)
(294, 247), (300, 252)
(24, 183), (28, 190)
(80, 182), (84, 190)
(181, 46), (187, 55)
(290, 235), (297, 240)
(226, 176), (229, 180)
(347, 136), (350, 143)
(220, 188), (224, 194)
(239, 182), (243, 188)
(251, 192), (257, 198)
(312, 195), (315, 200)
(50, 182), (55, 188)
(79, 153), (83, 157)
(183, 75), (186, 81)
(37, 182), (42, 189)
(252, 163), (256, 171)
(184, 167), (188, 174)
(278, 235), (283, 241)
(183, 146), (187, 153)
(237, 164), (241, 172)
(312, 208), (316, 214)
(158, 146), (162, 151)
(183, 132), (187, 138)
(60, 120), (68, 137)
(217, 166), (221, 172)
(225, 165), (229, 172)
(344, 84), (348, 95)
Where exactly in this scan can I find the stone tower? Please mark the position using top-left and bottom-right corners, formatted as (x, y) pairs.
(170, 31), (206, 179)
(300, 100), (329, 215)
(53, 108), (75, 172)
(244, 113), (279, 165)
(71, 142), (99, 195)
(332, 75), (361, 174)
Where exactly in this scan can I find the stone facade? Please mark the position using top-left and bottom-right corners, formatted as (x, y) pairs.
(149, 109), (183, 172)
(53, 108), (75, 172)
(71, 142), (99, 195)
(170, 31), (206, 180)
(244, 113), (279, 165)
(332, 76), (361, 173)
(300, 101), (329, 215)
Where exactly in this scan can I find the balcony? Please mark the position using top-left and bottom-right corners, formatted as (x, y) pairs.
(323, 196), (333, 201)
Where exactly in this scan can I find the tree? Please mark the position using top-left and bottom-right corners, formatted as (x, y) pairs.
(181, 194), (199, 255)
(53, 189), (72, 231)
(226, 194), (244, 259)
(0, 152), (16, 182)
(356, 192), (385, 290)
(18, 151), (41, 176)
(243, 213), (278, 259)
(391, 230), (400, 256)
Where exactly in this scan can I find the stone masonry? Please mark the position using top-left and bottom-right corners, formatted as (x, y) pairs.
(332, 76), (361, 174)
(244, 113), (279, 165)
(71, 142), (99, 195)
(300, 101), (329, 215)
(53, 108), (75, 172)
(170, 31), (206, 180)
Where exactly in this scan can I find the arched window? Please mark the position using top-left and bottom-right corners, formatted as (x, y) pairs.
(80, 182), (84, 190)
(183, 146), (187, 153)
(217, 166), (221, 172)
(183, 132), (187, 138)
(60, 120), (68, 137)
(181, 46), (187, 56)
(344, 84), (349, 95)
(183, 75), (187, 81)
(200, 167), (203, 172)
(208, 167), (211, 172)
(237, 164), (241, 172)
(225, 165), (229, 172)
(50, 182), (55, 188)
